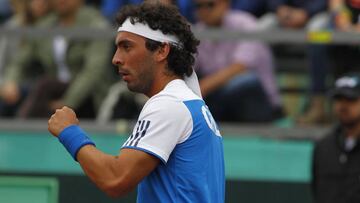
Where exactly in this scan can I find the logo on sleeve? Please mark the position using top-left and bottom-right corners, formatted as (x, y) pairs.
(124, 120), (151, 147)
(201, 105), (221, 137)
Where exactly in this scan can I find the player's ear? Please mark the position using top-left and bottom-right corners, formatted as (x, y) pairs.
(155, 43), (170, 62)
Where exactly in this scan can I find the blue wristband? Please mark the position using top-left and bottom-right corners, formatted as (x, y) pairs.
(58, 125), (95, 161)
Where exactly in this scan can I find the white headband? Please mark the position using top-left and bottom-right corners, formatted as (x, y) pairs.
(118, 18), (180, 46)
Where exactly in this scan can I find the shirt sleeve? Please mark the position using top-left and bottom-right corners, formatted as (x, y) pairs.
(121, 97), (193, 164)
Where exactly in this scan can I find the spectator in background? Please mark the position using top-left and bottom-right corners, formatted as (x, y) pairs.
(101, 0), (142, 22)
(0, 0), (12, 23)
(0, 0), (113, 118)
(29, 0), (52, 21)
(0, 0), (51, 117)
(256, 0), (328, 125)
(330, 0), (360, 31)
(101, 0), (195, 23)
(312, 73), (360, 203)
(298, 0), (360, 125)
(231, 0), (268, 18)
(0, 0), (28, 85)
(327, 0), (360, 76)
(85, 0), (102, 7)
(194, 0), (282, 122)
(100, 0), (270, 25)
(258, 0), (328, 30)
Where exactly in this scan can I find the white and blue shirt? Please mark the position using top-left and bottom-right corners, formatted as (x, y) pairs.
(122, 79), (225, 203)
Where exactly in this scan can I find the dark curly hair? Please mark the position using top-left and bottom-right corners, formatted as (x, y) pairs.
(116, 2), (200, 77)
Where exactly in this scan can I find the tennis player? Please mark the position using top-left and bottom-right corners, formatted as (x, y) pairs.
(48, 2), (225, 202)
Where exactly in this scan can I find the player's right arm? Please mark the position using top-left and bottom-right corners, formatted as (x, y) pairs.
(77, 146), (159, 198)
(48, 106), (160, 198)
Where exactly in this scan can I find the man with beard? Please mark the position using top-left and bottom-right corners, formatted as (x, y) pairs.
(47, 2), (225, 202)
(312, 73), (360, 203)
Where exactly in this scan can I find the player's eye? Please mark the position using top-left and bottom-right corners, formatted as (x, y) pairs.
(121, 44), (131, 51)
(117, 41), (132, 52)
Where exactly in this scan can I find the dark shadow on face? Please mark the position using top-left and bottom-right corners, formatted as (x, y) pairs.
(334, 97), (360, 128)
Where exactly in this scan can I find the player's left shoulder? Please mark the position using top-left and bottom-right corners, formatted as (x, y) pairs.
(139, 79), (202, 121)
(140, 94), (192, 121)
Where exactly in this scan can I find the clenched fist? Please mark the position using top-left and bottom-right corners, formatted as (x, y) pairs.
(48, 106), (80, 137)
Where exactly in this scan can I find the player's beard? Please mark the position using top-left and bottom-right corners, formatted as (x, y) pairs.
(127, 60), (156, 95)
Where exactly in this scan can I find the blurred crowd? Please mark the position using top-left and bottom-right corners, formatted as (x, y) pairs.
(0, 0), (359, 125)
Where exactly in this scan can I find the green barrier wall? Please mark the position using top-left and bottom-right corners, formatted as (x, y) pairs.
(0, 131), (314, 203)
(0, 176), (58, 203)
(0, 131), (313, 182)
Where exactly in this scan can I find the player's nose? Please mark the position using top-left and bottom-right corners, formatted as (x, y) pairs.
(112, 49), (124, 66)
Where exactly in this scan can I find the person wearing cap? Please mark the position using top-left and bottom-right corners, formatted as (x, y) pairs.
(48, 2), (225, 202)
(312, 73), (360, 203)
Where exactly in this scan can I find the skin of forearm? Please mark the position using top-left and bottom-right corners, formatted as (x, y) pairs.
(76, 146), (135, 198)
(76, 146), (159, 198)
(200, 63), (246, 96)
